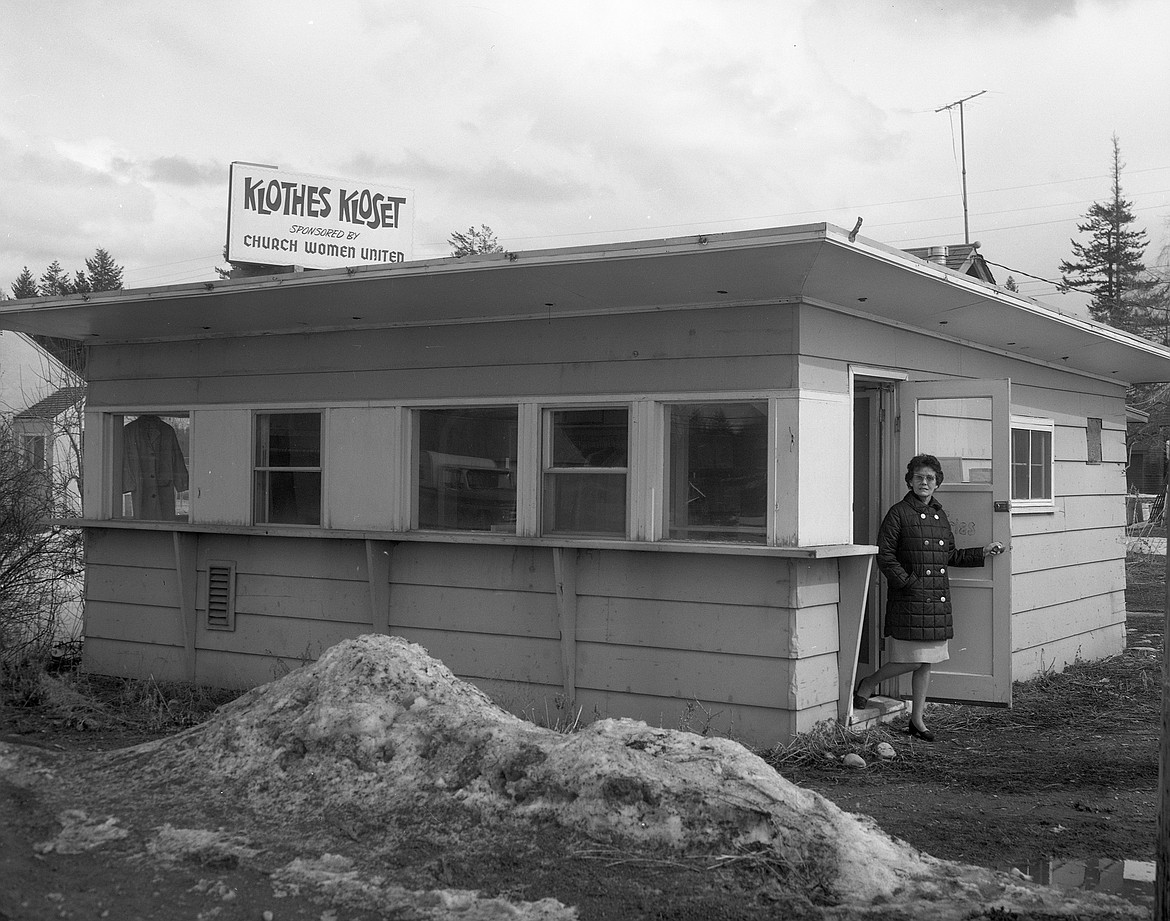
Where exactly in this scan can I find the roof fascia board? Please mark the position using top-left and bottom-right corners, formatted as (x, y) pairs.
(816, 229), (1170, 370)
(800, 293), (1129, 388)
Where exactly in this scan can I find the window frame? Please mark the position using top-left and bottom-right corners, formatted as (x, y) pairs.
(411, 405), (520, 534)
(253, 410), (324, 527)
(1010, 414), (1055, 512)
(662, 399), (769, 544)
(110, 410), (193, 522)
(540, 404), (632, 538)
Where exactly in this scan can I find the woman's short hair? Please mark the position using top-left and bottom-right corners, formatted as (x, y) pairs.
(905, 454), (945, 487)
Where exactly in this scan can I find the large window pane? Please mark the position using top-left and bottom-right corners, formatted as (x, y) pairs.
(254, 413), (321, 525)
(416, 407), (518, 532)
(543, 408), (628, 536)
(115, 413), (191, 521)
(667, 402), (767, 542)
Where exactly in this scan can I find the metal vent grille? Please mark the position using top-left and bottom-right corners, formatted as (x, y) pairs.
(206, 561), (236, 631)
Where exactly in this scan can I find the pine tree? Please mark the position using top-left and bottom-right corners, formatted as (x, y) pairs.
(1004, 276), (1019, 293)
(84, 247), (123, 291)
(38, 261), (72, 297)
(1059, 134), (1151, 329)
(11, 267), (38, 299)
(448, 225), (504, 257)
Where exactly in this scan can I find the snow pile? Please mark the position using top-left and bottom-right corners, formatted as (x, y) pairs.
(107, 634), (932, 902)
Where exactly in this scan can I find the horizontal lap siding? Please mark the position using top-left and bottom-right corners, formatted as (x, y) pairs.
(85, 306), (798, 406)
(1007, 401), (1128, 679)
(82, 530), (840, 746)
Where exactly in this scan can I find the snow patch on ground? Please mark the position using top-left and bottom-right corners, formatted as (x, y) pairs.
(270, 852), (573, 920)
(91, 634), (1145, 918)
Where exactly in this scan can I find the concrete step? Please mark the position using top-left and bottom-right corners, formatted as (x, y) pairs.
(848, 695), (907, 731)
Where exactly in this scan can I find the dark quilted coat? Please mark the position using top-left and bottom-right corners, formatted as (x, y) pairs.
(877, 491), (986, 642)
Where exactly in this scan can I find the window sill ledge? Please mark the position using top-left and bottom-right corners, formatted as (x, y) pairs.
(58, 518), (876, 559)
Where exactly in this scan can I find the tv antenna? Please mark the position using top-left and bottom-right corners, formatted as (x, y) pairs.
(935, 90), (987, 245)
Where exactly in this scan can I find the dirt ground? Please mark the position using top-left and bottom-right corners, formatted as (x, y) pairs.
(0, 550), (1164, 920)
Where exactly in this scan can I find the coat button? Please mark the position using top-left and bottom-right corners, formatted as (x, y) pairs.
(940, 596), (946, 602)
(926, 569), (932, 575)
(924, 540), (930, 545)
(934, 514), (940, 519)
(939, 540), (945, 546)
(940, 567), (946, 573)
(920, 513), (926, 519)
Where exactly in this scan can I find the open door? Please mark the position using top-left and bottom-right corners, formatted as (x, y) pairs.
(897, 379), (1012, 705)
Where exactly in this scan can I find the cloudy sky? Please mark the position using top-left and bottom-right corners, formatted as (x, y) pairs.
(2, 0), (1167, 312)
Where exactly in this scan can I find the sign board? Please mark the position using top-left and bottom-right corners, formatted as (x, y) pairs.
(226, 163), (414, 270)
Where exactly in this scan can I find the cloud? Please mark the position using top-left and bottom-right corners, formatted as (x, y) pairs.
(146, 156), (226, 187)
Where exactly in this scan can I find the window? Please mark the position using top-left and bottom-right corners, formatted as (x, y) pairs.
(20, 433), (47, 471)
(114, 413), (191, 521)
(254, 412), (322, 525)
(666, 402), (767, 542)
(1011, 416), (1054, 508)
(543, 408), (628, 536)
(415, 407), (518, 532)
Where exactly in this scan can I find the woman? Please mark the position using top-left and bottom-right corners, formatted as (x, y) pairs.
(853, 454), (1004, 741)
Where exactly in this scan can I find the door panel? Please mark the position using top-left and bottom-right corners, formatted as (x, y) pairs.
(897, 379), (1012, 705)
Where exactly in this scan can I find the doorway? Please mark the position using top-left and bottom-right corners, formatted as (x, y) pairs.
(852, 380), (896, 679)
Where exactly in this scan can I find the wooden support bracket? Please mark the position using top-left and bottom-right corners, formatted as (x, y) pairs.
(552, 546), (579, 703)
(837, 554), (874, 723)
(365, 539), (395, 635)
(172, 531), (199, 682)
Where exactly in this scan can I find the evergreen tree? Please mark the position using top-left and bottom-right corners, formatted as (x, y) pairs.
(38, 260), (72, 297)
(449, 224), (504, 257)
(11, 266), (38, 299)
(1059, 135), (1151, 329)
(71, 271), (92, 294)
(1004, 276), (1019, 293)
(84, 247), (123, 291)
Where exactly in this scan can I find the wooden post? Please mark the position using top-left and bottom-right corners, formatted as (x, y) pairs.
(1159, 485), (1170, 921)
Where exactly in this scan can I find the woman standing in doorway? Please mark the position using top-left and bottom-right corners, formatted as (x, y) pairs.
(853, 453), (1004, 741)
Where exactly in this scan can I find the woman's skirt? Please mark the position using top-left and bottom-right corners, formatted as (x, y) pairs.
(884, 636), (950, 664)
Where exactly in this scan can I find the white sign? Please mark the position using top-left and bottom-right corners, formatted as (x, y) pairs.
(226, 163), (414, 269)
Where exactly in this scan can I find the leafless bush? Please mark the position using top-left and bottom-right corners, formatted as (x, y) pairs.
(0, 420), (83, 674)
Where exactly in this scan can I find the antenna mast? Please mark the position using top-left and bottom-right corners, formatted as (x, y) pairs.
(935, 90), (987, 244)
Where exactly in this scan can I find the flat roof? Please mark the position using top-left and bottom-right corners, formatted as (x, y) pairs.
(3, 223), (1170, 383)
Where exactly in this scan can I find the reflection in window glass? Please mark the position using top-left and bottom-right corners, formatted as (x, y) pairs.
(254, 413), (321, 525)
(416, 408), (518, 532)
(1012, 425), (1053, 502)
(543, 408), (628, 536)
(667, 402), (767, 542)
(115, 413), (191, 521)
(917, 397), (993, 484)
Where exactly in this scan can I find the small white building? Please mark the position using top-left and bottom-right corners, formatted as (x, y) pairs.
(2, 224), (1167, 746)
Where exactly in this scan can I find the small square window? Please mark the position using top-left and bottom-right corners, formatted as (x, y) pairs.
(1011, 416), (1054, 509)
(415, 407), (518, 532)
(543, 408), (628, 536)
(254, 412), (321, 525)
(666, 402), (767, 542)
(114, 413), (191, 521)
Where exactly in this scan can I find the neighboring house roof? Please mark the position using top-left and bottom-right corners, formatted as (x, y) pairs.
(0, 329), (81, 417)
(903, 243), (997, 284)
(14, 385), (86, 421)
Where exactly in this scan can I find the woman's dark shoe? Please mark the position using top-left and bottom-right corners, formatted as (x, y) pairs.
(852, 680), (870, 711)
(907, 723), (935, 742)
